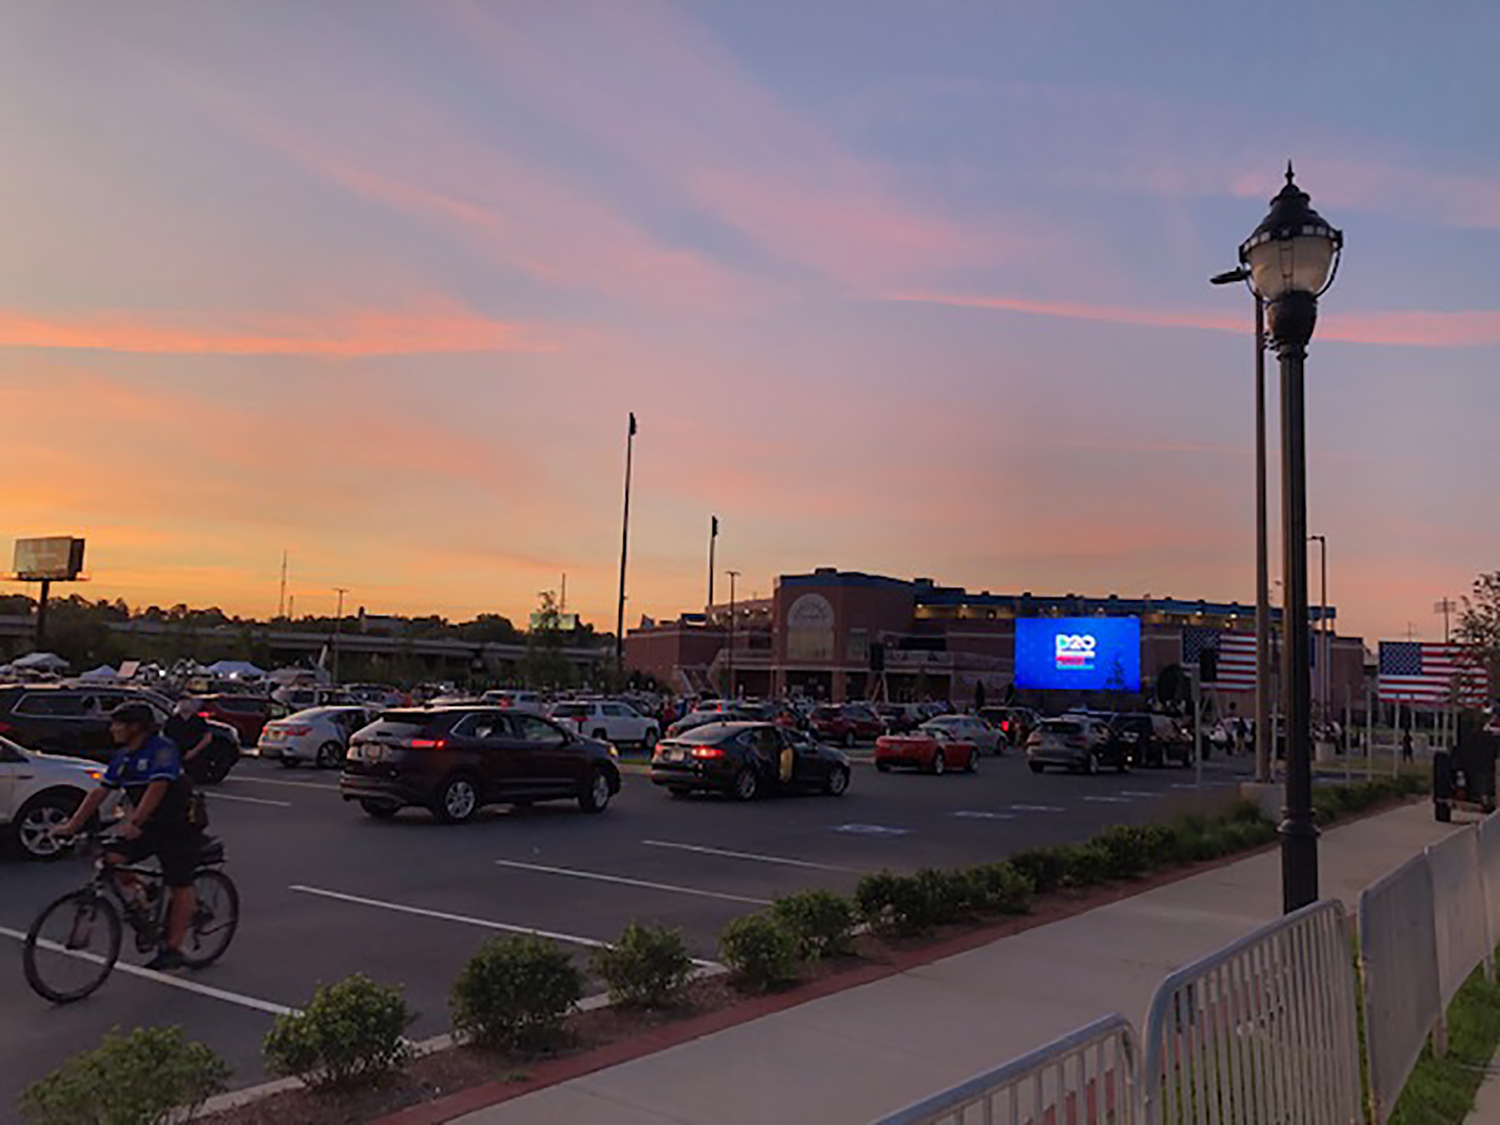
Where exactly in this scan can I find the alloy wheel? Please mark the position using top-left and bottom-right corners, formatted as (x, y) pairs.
(443, 778), (478, 821)
(18, 803), (71, 860)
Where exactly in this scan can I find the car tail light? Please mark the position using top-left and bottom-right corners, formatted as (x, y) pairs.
(690, 745), (725, 759)
(0, 720), (11, 734)
(283, 725), (312, 737)
(410, 738), (448, 750)
(1000, 720), (1010, 731)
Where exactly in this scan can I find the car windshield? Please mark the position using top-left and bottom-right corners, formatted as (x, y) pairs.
(551, 704), (591, 718)
(1041, 720), (1082, 735)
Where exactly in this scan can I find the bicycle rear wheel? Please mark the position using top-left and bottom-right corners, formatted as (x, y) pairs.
(24, 890), (122, 1003)
(180, 870), (239, 968)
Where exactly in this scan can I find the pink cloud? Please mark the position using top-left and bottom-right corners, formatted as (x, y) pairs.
(888, 291), (1500, 348)
(442, 1), (1028, 287)
(0, 302), (551, 357)
(148, 55), (768, 313)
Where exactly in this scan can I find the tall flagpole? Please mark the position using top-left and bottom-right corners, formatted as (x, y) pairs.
(707, 516), (718, 617)
(615, 413), (636, 681)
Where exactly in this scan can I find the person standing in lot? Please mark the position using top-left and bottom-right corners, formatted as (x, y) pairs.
(165, 697), (213, 781)
(1401, 723), (1414, 763)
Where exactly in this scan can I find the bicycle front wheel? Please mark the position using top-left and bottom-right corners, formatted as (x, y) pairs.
(180, 870), (239, 968)
(24, 890), (122, 1003)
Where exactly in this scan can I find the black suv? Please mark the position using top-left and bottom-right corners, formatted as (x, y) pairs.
(0, 684), (239, 777)
(1109, 712), (1191, 768)
(650, 721), (852, 801)
(341, 707), (622, 824)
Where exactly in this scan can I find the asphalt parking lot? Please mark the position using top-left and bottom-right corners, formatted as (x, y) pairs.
(0, 749), (1250, 1111)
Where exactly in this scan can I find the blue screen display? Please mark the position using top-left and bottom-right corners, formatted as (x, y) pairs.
(1014, 617), (1141, 692)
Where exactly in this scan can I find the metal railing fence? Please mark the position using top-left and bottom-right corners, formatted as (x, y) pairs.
(1425, 827), (1494, 1006)
(872, 1014), (1138, 1125)
(1139, 900), (1361, 1125)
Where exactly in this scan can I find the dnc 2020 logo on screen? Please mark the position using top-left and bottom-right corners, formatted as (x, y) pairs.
(1015, 617), (1141, 692)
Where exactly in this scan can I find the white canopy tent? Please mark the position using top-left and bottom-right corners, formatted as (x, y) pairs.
(206, 660), (266, 680)
(9, 652), (70, 672)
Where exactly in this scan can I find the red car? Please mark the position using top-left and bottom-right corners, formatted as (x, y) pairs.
(195, 694), (289, 747)
(875, 726), (979, 775)
(809, 705), (885, 747)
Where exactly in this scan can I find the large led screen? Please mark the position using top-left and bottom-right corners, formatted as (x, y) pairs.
(1014, 616), (1141, 692)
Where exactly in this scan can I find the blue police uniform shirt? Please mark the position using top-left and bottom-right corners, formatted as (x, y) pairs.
(102, 734), (192, 826)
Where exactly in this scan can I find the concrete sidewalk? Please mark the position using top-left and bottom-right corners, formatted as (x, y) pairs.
(459, 803), (1457, 1125)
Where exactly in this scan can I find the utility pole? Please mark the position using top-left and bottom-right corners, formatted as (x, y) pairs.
(560, 572), (567, 615)
(615, 413), (637, 683)
(278, 550), (289, 620)
(1434, 597), (1457, 644)
(726, 569), (740, 699)
(707, 515), (719, 618)
(332, 587), (348, 685)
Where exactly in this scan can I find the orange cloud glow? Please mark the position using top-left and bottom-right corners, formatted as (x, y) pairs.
(0, 303), (551, 357)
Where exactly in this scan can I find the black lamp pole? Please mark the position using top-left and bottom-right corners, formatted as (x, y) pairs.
(615, 413), (637, 682)
(1236, 164), (1343, 914)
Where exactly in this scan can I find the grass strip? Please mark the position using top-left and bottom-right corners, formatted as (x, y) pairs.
(1389, 965), (1500, 1125)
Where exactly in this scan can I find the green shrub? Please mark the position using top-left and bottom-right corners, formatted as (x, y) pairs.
(1055, 842), (1114, 888)
(772, 890), (857, 959)
(20, 1026), (230, 1125)
(1090, 825), (1152, 879)
(967, 862), (1033, 914)
(264, 974), (413, 1089)
(719, 914), (802, 991)
(1007, 848), (1069, 894)
(590, 922), (694, 1008)
(451, 935), (584, 1050)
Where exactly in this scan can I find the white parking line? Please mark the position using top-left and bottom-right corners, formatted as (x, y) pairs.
(289, 885), (723, 968)
(1082, 795), (1134, 804)
(211, 793), (293, 808)
(1008, 803), (1065, 813)
(0, 925), (299, 1016)
(223, 775), (338, 792)
(640, 839), (865, 873)
(1119, 790), (1160, 798)
(494, 860), (771, 906)
(951, 811), (1016, 820)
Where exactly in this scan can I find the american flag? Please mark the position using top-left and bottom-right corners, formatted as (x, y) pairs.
(1181, 627), (1259, 690)
(1377, 642), (1489, 705)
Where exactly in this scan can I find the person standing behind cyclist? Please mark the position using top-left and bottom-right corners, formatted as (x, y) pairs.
(165, 696), (213, 783)
(55, 702), (203, 971)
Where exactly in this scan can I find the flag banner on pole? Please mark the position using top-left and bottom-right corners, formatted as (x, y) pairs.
(1377, 641), (1488, 705)
(711, 515), (718, 537)
(628, 412), (638, 436)
(1181, 627), (1257, 690)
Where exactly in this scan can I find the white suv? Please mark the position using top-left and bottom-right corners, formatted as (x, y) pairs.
(549, 700), (659, 748)
(0, 736), (105, 860)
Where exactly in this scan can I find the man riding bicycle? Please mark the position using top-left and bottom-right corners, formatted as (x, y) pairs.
(55, 701), (204, 971)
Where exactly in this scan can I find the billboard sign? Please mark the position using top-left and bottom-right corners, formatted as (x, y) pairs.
(1015, 616), (1140, 692)
(13, 537), (86, 581)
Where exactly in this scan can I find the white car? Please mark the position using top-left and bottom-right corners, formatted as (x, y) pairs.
(257, 706), (380, 769)
(920, 714), (1006, 755)
(0, 736), (105, 860)
(345, 683), (405, 708)
(480, 690), (544, 713)
(272, 686), (360, 711)
(549, 699), (660, 748)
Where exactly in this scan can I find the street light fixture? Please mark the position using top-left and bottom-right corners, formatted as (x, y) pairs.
(1236, 163), (1343, 914)
(1210, 263), (1272, 786)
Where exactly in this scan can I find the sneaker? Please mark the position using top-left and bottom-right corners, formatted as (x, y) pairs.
(124, 904), (155, 954)
(144, 949), (185, 972)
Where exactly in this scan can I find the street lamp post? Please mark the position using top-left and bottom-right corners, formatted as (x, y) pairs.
(1310, 534), (1328, 729)
(726, 569), (740, 699)
(615, 413), (637, 683)
(1236, 163), (1343, 914)
(332, 587), (349, 686)
(1211, 266), (1272, 784)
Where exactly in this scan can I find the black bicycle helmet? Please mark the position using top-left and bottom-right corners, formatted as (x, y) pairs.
(109, 701), (158, 731)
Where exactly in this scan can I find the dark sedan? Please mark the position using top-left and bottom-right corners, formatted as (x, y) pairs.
(341, 707), (621, 823)
(650, 721), (851, 801)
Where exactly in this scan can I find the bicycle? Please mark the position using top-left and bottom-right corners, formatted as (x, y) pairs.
(22, 830), (240, 1003)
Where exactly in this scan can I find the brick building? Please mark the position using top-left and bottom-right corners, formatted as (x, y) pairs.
(626, 569), (1363, 712)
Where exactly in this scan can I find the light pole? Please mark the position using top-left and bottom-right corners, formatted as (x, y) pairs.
(332, 587), (349, 685)
(1434, 597), (1457, 644)
(1309, 534), (1328, 730)
(1236, 163), (1343, 914)
(1211, 264), (1272, 784)
(726, 569), (740, 699)
(707, 516), (719, 618)
(615, 413), (637, 683)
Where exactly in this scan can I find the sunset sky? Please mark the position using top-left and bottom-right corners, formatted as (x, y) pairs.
(2, 2), (1496, 644)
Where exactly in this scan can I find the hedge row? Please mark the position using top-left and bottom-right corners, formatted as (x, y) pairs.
(21, 777), (1426, 1117)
